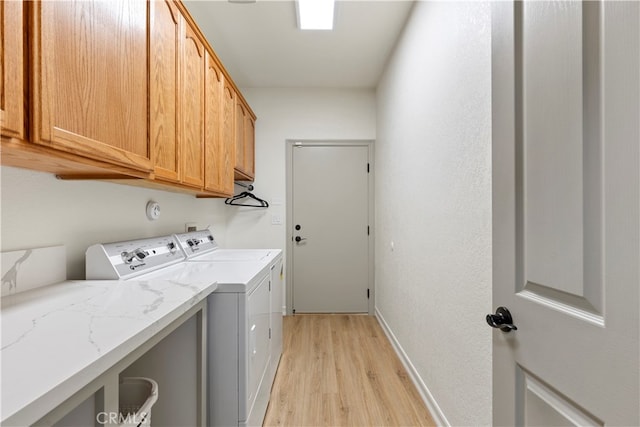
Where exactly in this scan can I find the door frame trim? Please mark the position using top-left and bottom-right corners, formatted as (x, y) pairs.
(491, 1), (518, 423)
(285, 140), (375, 315)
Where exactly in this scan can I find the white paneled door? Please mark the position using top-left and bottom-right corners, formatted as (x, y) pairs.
(290, 143), (371, 313)
(492, 1), (639, 425)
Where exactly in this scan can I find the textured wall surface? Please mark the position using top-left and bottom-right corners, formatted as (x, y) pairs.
(0, 166), (227, 279)
(375, 2), (493, 425)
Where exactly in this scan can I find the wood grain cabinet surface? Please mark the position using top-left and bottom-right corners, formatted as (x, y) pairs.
(234, 100), (246, 175)
(244, 112), (255, 179)
(30, 0), (152, 172)
(180, 18), (205, 188)
(1, 0), (256, 196)
(221, 80), (238, 188)
(234, 98), (256, 181)
(150, 0), (180, 183)
(1, 0), (26, 141)
(204, 51), (234, 196)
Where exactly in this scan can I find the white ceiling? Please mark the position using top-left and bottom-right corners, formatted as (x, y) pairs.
(183, 0), (415, 89)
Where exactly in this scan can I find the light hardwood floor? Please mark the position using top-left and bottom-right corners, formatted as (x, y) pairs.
(263, 314), (436, 427)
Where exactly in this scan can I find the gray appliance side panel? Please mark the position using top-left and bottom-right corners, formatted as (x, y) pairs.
(269, 256), (284, 384)
(245, 274), (272, 427)
(208, 293), (240, 427)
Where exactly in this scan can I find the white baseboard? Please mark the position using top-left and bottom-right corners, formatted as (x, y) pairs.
(375, 307), (450, 427)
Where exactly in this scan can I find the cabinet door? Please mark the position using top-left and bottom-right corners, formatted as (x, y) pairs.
(234, 98), (255, 181)
(30, 0), (150, 172)
(150, 0), (180, 182)
(244, 113), (255, 179)
(222, 81), (236, 189)
(1, 0), (25, 140)
(204, 53), (233, 195)
(220, 91), (235, 195)
(180, 20), (205, 188)
(234, 100), (246, 174)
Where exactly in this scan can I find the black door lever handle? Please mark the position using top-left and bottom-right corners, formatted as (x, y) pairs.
(486, 307), (517, 332)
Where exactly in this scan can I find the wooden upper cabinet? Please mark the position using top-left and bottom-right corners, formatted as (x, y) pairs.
(222, 80), (237, 186)
(180, 19), (205, 188)
(30, 0), (151, 172)
(204, 52), (233, 196)
(1, 0), (255, 195)
(219, 80), (235, 196)
(1, 0), (26, 140)
(150, 0), (180, 182)
(234, 100), (246, 173)
(234, 98), (255, 181)
(244, 114), (255, 179)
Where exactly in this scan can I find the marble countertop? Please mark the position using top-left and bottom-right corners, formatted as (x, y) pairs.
(1, 277), (218, 425)
(145, 258), (274, 293)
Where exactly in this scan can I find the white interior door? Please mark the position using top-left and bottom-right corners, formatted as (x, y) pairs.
(291, 143), (370, 313)
(492, 1), (639, 425)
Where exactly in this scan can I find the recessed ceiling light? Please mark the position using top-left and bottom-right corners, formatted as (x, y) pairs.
(296, 0), (335, 30)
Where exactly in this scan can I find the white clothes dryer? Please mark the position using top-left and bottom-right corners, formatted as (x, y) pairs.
(174, 230), (283, 427)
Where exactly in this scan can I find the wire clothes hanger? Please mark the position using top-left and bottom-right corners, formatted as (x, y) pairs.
(225, 183), (269, 208)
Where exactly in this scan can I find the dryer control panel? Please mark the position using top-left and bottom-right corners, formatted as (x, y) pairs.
(175, 230), (219, 258)
(86, 235), (185, 280)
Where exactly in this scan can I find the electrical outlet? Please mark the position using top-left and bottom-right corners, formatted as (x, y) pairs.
(271, 214), (283, 225)
(185, 222), (197, 232)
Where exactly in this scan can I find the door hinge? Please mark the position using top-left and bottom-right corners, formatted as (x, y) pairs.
(367, 288), (370, 299)
(367, 163), (370, 173)
(269, 328), (272, 339)
(367, 226), (370, 236)
(269, 281), (271, 291)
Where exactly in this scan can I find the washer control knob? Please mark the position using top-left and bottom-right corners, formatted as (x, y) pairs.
(187, 238), (201, 247)
(121, 248), (147, 264)
(167, 242), (177, 253)
(121, 251), (136, 264)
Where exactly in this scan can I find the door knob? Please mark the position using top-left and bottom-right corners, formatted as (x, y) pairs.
(294, 236), (306, 242)
(486, 307), (517, 332)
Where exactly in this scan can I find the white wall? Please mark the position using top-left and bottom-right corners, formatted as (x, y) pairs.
(375, 2), (492, 426)
(0, 166), (228, 279)
(224, 88), (376, 251)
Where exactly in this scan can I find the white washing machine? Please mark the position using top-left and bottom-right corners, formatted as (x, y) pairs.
(85, 234), (221, 427)
(174, 230), (283, 427)
(85, 232), (282, 427)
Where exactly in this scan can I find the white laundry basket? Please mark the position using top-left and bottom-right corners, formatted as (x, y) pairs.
(119, 377), (159, 427)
